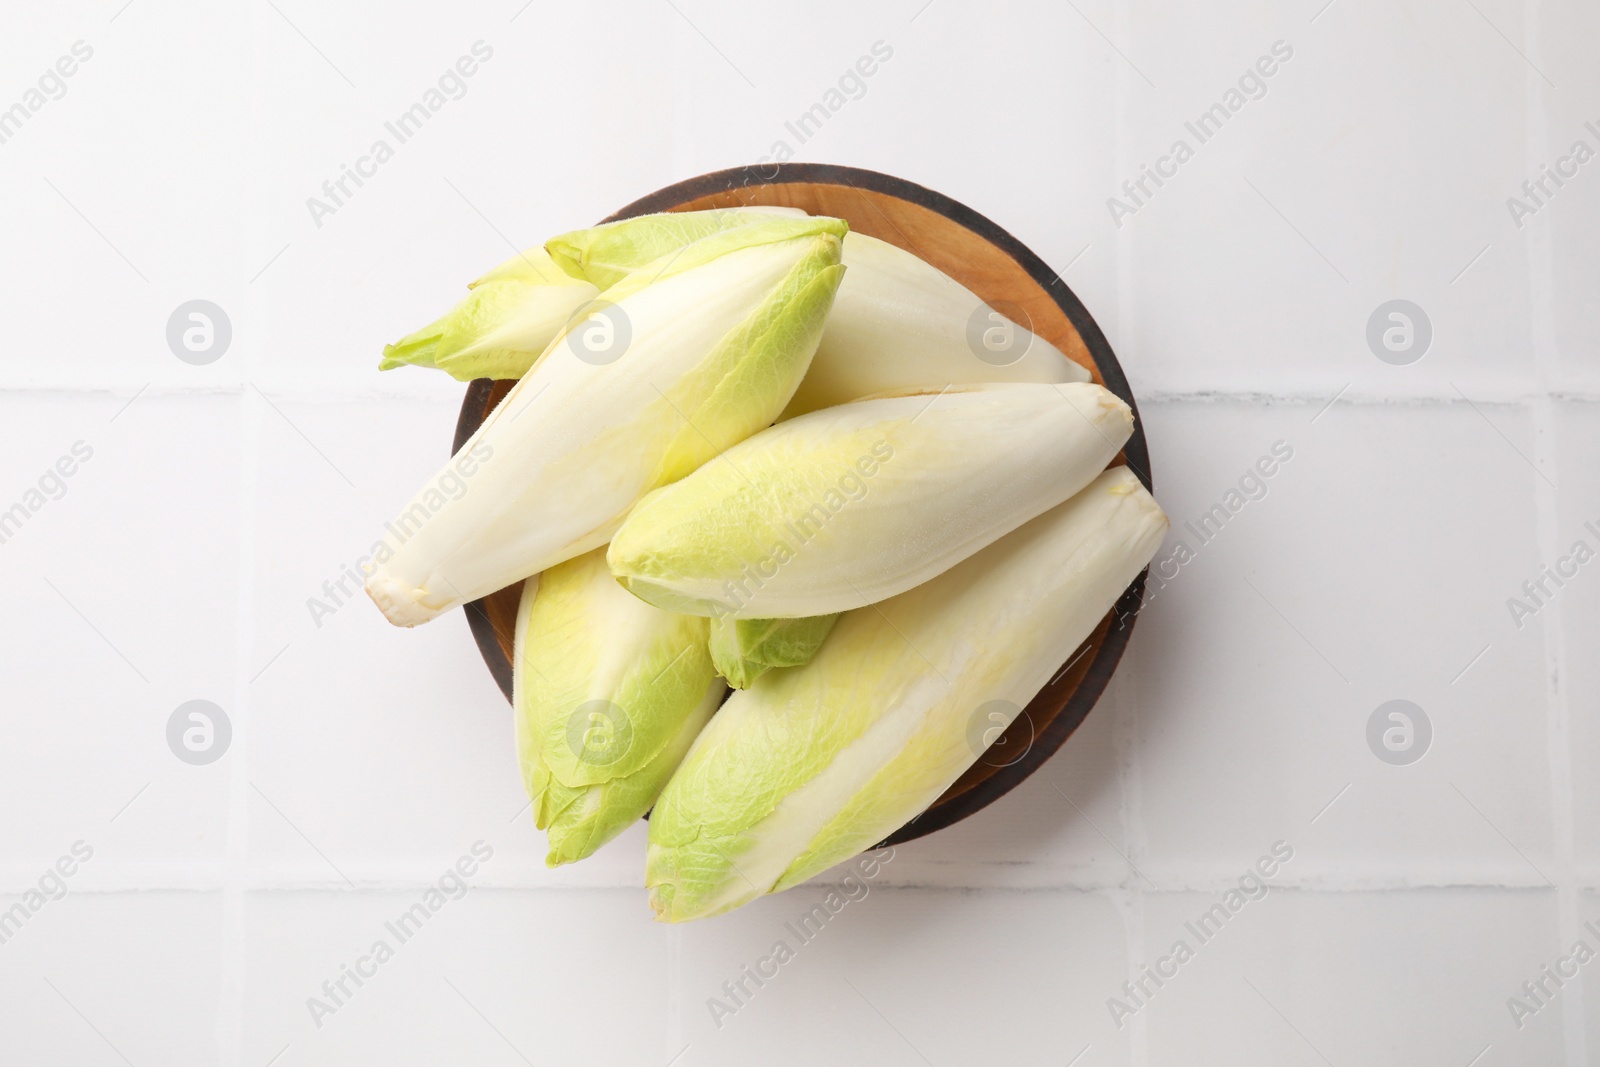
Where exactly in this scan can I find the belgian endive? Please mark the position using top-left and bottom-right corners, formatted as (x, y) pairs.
(514, 548), (725, 866)
(551, 212), (1092, 414)
(646, 466), (1168, 921)
(781, 230), (1090, 416)
(608, 382), (1134, 620)
(378, 247), (599, 381)
(383, 208), (1090, 407)
(364, 214), (847, 627)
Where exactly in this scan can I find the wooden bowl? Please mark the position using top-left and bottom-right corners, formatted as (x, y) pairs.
(453, 163), (1151, 847)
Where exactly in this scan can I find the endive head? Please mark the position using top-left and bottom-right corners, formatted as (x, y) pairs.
(513, 548), (724, 867)
(379, 247), (598, 381)
(607, 381), (1132, 620)
(646, 466), (1169, 921)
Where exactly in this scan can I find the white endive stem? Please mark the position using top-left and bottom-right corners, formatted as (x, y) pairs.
(609, 382), (1134, 619)
(645, 466), (1168, 922)
(364, 219), (845, 627)
(780, 232), (1092, 417)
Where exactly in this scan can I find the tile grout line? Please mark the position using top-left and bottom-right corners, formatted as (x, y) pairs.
(0, 872), (1583, 894)
(217, 385), (262, 1067)
(1535, 388), (1581, 1066)
(1520, 3), (1584, 1061)
(9, 383), (1600, 408)
(1118, 657), (1152, 1064)
(1106, 0), (1149, 1059)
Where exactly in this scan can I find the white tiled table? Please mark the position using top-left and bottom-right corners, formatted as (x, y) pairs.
(0, 1), (1594, 1064)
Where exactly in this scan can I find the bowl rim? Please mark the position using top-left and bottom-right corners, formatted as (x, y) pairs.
(452, 161), (1152, 846)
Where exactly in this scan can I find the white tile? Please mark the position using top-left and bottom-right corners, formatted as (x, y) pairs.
(1132, 399), (1554, 884)
(251, 0), (678, 394)
(0, 393), (237, 869)
(675, 885), (1131, 1066)
(1554, 402), (1600, 879)
(1535, 0), (1600, 391)
(1119, 0), (1537, 397)
(1140, 888), (1564, 1066)
(1578, 892), (1600, 1051)
(241, 886), (669, 1067)
(0, 891), (224, 1067)
(0, 0), (258, 392)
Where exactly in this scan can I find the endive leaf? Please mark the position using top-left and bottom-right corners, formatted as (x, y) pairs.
(708, 614), (840, 689)
(379, 247), (598, 381)
(547, 206), (806, 290)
